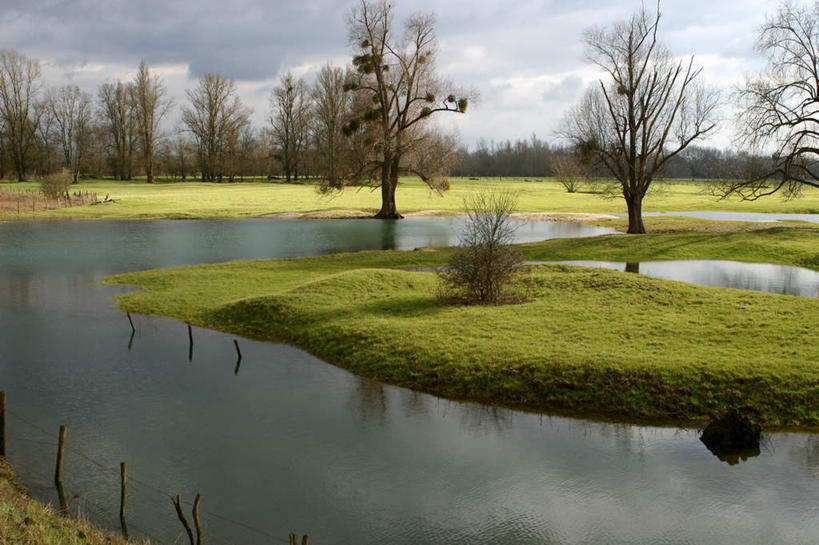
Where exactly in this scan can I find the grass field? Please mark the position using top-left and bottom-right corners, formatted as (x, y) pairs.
(2, 177), (818, 221)
(105, 228), (819, 428)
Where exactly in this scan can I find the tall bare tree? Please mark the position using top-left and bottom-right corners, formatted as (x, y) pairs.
(98, 80), (136, 180)
(182, 73), (251, 181)
(560, 3), (719, 233)
(0, 50), (43, 181)
(311, 64), (352, 188)
(270, 72), (310, 181)
(718, 1), (819, 200)
(49, 85), (94, 183)
(344, 1), (468, 218)
(132, 60), (172, 183)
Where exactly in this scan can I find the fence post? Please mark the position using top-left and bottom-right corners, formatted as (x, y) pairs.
(120, 462), (128, 539)
(234, 340), (242, 375)
(55, 425), (67, 515)
(188, 323), (194, 361)
(55, 425), (66, 485)
(0, 391), (5, 458)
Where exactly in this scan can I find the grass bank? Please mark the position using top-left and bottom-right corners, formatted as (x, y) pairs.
(2, 177), (818, 221)
(0, 460), (137, 545)
(105, 228), (819, 428)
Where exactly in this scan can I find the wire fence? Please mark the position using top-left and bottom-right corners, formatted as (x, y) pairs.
(2, 399), (301, 545)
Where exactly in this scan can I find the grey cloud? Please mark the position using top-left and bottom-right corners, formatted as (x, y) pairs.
(1, 0), (349, 81)
(542, 75), (583, 102)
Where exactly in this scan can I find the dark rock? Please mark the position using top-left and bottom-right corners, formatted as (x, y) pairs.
(700, 409), (762, 457)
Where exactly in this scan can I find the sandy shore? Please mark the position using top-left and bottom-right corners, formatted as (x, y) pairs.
(259, 209), (619, 221)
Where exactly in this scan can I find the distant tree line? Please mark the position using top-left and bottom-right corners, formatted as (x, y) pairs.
(453, 137), (770, 181)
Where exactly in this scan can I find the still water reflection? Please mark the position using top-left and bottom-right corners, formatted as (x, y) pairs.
(1, 219), (818, 544)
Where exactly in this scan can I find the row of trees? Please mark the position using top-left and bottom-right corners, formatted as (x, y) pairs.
(0, 1), (468, 219)
(0, 53), (355, 184)
(1, 0), (818, 228)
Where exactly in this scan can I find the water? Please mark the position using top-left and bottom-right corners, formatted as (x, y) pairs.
(2, 218), (819, 544)
(529, 260), (819, 298)
(634, 211), (819, 223)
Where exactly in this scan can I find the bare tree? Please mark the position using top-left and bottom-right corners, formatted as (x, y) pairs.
(98, 80), (136, 180)
(718, 1), (819, 200)
(270, 72), (310, 181)
(311, 64), (353, 188)
(552, 152), (590, 194)
(132, 60), (172, 183)
(49, 85), (94, 183)
(560, 3), (719, 233)
(33, 98), (59, 175)
(0, 50), (43, 181)
(344, 0), (468, 218)
(438, 190), (523, 305)
(182, 73), (251, 181)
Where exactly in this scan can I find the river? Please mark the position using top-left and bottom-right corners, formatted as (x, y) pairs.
(1, 218), (818, 545)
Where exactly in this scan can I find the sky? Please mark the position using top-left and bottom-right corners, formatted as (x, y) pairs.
(0, 0), (786, 150)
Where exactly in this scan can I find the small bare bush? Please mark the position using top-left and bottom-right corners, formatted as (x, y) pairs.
(40, 169), (72, 198)
(552, 153), (589, 193)
(438, 190), (523, 304)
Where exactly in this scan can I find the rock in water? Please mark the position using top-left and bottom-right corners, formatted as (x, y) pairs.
(700, 409), (762, 455)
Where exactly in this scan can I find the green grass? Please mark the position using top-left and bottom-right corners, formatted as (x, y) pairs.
(2, 177), (818, 221)
(524, 227), (819, 270)
(105, 228), (819, 428)
(0, 460), (139, 545)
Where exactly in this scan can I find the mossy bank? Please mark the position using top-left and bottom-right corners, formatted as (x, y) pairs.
(105, 228), (819, 428)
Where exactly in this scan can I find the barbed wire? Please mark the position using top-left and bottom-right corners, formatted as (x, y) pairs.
(5, 407), (295, 545)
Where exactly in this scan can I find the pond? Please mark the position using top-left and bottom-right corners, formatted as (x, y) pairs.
(1, 218), (819, 545)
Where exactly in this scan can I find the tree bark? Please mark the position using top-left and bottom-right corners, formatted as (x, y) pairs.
(625, 193), (646, 234)
(374, 154), (403, 219)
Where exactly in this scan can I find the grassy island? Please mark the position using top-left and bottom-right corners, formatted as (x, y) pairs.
(106, 228), (819, 428)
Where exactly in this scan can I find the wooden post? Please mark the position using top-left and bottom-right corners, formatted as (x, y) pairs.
(233, 340), (242, 375)
(188, 324), (193, 361)
(55, 425), (66, 486)
(192, 493), (202, 545)
(56, 480), (67, 516)
(302, 535), (310, 545)
(0, 391), (5, 458)
(55, 425), (67, 516)
(120, 462), (128, 539)
(172, 495), (194, 545)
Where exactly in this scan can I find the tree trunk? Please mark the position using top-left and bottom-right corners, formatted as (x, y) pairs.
(374, 154), (403, 219)
(625, 193), (646, 234)
(146, 156), (153, 183)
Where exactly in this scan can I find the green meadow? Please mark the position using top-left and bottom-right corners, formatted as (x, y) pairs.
(2, 177), (818, 221)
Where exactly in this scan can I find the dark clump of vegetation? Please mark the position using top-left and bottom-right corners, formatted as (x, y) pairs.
(40, 168), (72, 198)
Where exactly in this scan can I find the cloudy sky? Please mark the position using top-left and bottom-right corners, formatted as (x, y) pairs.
(0, 0), (785, 149)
